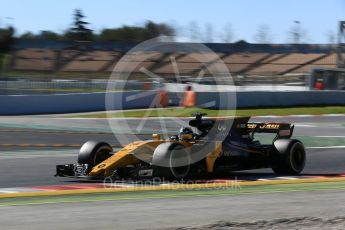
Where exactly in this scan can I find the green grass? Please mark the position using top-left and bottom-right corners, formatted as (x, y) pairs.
(72, 106), (345, 118)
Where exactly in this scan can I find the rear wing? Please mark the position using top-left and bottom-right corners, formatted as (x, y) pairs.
(236, 122), (294, 139)
(188, 113), (294, 139)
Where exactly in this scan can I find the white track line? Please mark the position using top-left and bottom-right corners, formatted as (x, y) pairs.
(276, 177), (298, 180)
(295, 124), (318, 127)
(307, 146), (345, 149)
(0, 153), (76, 159)
(0, 188), (40, 194)
(57, 113), (345, 120)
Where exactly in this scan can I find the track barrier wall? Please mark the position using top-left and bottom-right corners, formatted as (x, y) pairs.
(196, 91), (345, 109)
(0, 90), (344, 115)
(0, 91), (157, 115)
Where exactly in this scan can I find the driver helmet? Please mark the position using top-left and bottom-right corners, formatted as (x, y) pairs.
(178, 127), (194, 141)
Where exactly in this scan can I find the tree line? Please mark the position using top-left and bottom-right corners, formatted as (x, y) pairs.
(0, 8), (338, 53)
(18, 9), (175, 42)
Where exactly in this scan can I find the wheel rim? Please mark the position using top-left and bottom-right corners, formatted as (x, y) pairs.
(94, 147), (111, 166)
(171, 165), (190, 179)
(169, 147), (191, 179)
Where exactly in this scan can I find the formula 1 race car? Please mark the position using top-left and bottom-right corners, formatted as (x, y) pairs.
(56, 113), (306, 180)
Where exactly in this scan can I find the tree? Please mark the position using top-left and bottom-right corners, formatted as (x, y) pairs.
(143, 21), (174, 39)
(145, 21), (160, 38)
(18, 31), (62, 41)
(189, 21), (201, 41)
(288, 21), (307, 44)
(66, 9), (93, 41)
(38, 30), (62, 40)
(155, 22), (175, 37)
(253, 24), (272, 43)
(20, 31), (36, 40)
(204, 23), (214, 42)
(0, 26), (14, 51)
(0, 26), (15, 72)
(98, 21), (175, 42)
(98, 26), (146, 42)
(221, 23), (234, 43)
(325, 30), (336, 44)
(0, 26), (14, 40)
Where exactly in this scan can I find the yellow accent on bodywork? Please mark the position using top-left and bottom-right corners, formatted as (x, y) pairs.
(89, 140), (166, 177)
(152, 134), (161, 140)
(89, 138), (218, 177)
(205, 142), (222, 173)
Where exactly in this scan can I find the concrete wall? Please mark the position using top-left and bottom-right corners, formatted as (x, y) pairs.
(0, 90), (345, 115)
(197, 91), (345, 109)
(0, 91), (157, 115)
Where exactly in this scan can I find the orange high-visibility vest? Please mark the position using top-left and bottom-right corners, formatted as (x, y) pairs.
(159, 90), (168, 108)
(182, 90), (196, 107)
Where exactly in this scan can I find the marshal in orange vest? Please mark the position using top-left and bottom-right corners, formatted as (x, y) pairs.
(182, 86), (196, 107)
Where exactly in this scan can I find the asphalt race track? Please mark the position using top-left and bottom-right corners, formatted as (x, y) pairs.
(0, 115), (345, 229)
(2, 190), (345, 229)
(0, 115), (344, 188)
(1, 148), (345, 188)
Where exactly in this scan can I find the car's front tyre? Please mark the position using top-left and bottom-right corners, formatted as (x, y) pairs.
(78, 141), (113, 172)
(152, 142), (205, 180)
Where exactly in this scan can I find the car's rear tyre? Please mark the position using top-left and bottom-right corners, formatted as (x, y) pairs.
(152, 142), (201, 180)
(78, 141), (113, 170)
(271, 139), (306, 175)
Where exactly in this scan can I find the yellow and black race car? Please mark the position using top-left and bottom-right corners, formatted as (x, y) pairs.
(56, 113), (306, 180)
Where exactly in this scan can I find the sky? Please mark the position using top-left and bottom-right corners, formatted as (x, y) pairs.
(0, 0), (344, 43)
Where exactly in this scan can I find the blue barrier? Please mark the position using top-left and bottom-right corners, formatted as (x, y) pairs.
(197, 91), (345, 109)
(0, 91), (344, 115)
(0, 91), (156, 115)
